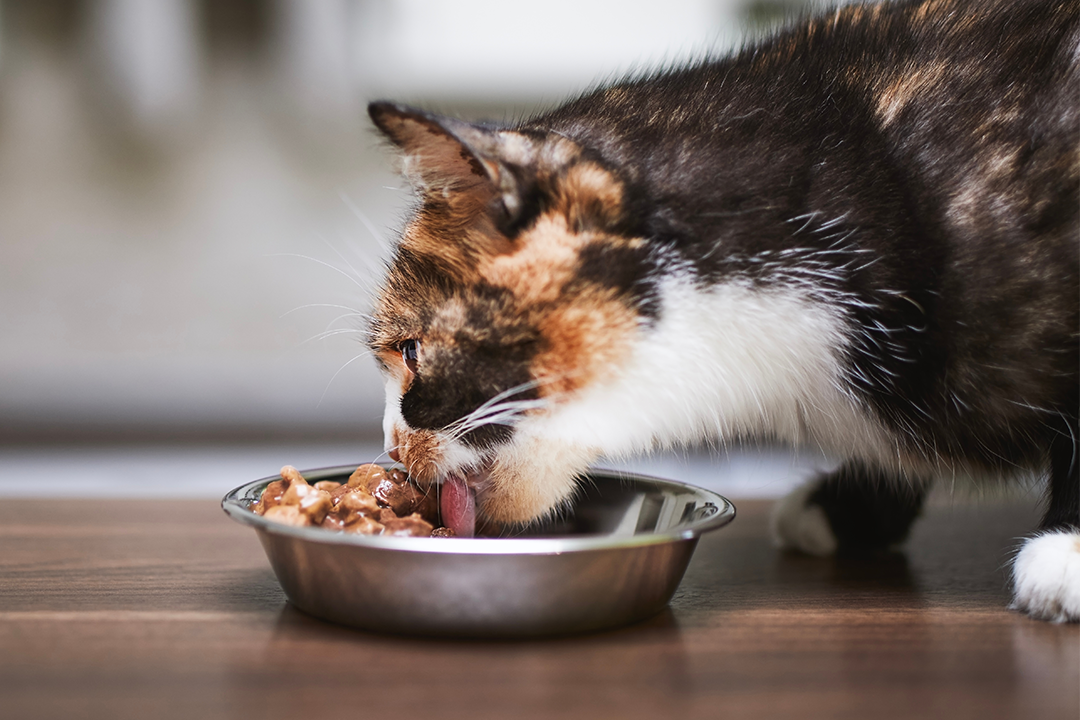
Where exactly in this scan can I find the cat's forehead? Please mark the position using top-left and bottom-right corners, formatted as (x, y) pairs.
(397, 157), (633, 286)
(397, 208), (644, 317)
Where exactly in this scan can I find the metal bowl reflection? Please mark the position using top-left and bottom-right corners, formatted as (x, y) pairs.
(222, 464), (735, 638)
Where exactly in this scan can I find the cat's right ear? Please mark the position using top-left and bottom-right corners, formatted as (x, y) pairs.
(368, 102), (539, 230)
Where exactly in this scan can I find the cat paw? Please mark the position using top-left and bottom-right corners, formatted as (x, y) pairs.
(770, 481), (837, 556)
(1011, 530), (1080, 623)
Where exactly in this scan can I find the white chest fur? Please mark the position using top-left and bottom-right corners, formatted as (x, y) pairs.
(527, 276), (899, 466)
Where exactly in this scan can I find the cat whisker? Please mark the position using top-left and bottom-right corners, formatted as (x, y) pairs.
(370, 447), (398, 466)
(322, 311), (376, 332)
(440, 379), (571, 442)
(320, 234), (368, 290)
(300, 328), (371, 345)
(264, 252), (367, 291)
(444, 400), (550, 442)
(337, 234), (392, 284)
(338, 190), (392, 250)
(280, 302), (370, 319)
(316, 350), (374, 409)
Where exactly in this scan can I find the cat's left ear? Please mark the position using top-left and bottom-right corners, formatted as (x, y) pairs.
(368, 101), (542, 229)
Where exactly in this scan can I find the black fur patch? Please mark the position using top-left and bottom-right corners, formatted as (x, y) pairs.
(571, 241), (660, 320)
(399, 282), (542, 448)
(808, 464), (929, 551)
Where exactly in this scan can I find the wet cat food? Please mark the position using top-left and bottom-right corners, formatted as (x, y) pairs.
(253, 464), (453, 537)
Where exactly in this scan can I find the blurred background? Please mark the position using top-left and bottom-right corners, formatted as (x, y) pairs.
(0, 0), (853, 497)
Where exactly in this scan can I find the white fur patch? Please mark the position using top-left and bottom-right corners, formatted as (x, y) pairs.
(382, 378), (403, 454)
(1012, 530), (1080, 623)
(437, 433), (485, 472)
(521, 276), (895, 465)
(770, 480), (838, 556)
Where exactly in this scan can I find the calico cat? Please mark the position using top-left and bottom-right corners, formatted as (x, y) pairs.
(366, 0), (1079, 621)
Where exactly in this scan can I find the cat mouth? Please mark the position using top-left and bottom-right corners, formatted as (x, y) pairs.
(439, 465), (489, 537)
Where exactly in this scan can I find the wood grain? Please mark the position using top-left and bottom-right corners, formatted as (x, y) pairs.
(0, 497), (1076, 720)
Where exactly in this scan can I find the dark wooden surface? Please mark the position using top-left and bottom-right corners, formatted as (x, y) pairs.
(1, 497), (1076, 720)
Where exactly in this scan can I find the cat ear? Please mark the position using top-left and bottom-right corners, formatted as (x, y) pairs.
(368, 102), (537, 228)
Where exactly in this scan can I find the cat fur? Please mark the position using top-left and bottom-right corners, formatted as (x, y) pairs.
(366, 0), (1079, 621)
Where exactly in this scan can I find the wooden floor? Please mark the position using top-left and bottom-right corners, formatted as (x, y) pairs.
(0, 497), (1076, 720)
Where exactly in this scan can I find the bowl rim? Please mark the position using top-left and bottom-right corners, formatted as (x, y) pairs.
(221, 463), (736, 555)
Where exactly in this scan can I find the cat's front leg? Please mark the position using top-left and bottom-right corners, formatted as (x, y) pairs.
(1011, 422), (1080, 623)
(770, 462), (930, 556)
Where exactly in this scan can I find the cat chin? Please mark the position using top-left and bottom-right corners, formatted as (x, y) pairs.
(479, 436), (599, 525)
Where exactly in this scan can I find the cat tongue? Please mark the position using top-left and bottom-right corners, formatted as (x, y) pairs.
(440, 474), (475, 537)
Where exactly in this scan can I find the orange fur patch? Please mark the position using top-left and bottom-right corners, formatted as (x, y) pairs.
(532, 285), (640, 397)
(473, 207), (643, 398)
(553, 162), (625, 230)
(479, 214), (585, 305)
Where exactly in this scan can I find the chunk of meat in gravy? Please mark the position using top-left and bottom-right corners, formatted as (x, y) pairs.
(349, 465), (438, 519)
(253, 464), (447, 537)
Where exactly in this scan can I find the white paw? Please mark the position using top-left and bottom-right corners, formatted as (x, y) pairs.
(770, 481), (837, 557)
(1012, 530), (1080, 623)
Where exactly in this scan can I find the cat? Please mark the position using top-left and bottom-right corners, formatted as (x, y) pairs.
(365, 0), (1079, 622)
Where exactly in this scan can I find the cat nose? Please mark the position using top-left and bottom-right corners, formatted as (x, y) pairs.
(388, 447), (401, 462)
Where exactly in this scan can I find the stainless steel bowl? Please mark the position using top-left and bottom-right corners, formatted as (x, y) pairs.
(222, 464), (735, 638)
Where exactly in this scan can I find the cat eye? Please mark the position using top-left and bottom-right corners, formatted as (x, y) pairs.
(400, 339), (420, 374)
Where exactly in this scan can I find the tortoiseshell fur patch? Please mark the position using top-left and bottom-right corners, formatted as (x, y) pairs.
(368, 128), (661, 449)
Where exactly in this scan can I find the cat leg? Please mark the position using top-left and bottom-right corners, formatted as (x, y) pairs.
(771, 462), (929, 556)
(1011, 415), (1080, 623)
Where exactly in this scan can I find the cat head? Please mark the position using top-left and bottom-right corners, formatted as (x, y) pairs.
(367, 102), (659, 527)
